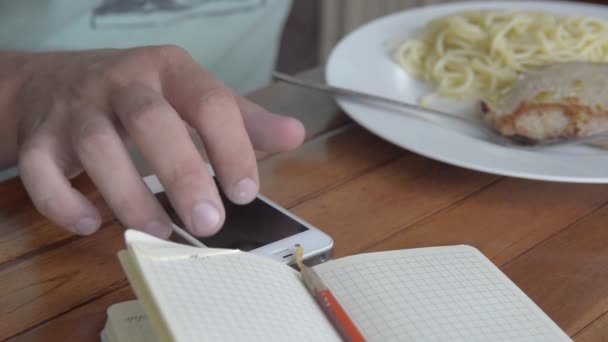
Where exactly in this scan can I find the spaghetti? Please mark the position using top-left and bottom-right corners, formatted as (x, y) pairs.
(395, 11), (608, 106)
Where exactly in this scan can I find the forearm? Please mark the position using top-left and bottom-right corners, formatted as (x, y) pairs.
(0, 51), (28, 170)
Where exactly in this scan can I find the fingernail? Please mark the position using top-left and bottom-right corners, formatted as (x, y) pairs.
(73, 217), (100, 235)
(231, 178), (258, 204)
(143, 220), (172, 239)
(192, 200), (221, 236)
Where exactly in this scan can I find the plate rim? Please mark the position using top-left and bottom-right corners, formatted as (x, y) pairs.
(325, 0), (608, 183)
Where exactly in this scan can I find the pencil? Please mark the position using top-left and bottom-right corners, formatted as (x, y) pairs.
(295, 246), (367, 342)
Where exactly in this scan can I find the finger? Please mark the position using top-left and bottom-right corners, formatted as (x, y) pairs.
(18, 135), (101, 235)
(111, 83), (224, 237)
(237, 96), (305, 152)
(71, 112), (172, 239)
(163, 65), (260, 206)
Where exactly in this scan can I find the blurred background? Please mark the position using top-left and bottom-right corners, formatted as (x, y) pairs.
(1, 0), (604, 96)
(279, 0), (459, 75)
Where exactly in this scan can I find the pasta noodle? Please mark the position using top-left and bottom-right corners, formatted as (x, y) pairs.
(395, 11), (608, 106)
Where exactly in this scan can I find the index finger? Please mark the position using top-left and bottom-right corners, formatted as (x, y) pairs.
(162, 56), (259, 206)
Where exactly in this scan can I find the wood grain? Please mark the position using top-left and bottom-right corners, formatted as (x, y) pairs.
(502, 203), (608, 336)
(7, 286), (134, 342)
(574, 312), (608, 342)
(367, 179), (608, 266)
(290, 154), (499, 257)
(0, 225), (127, 339)
(0, 176), (114, 265)
(260, 124), (403, 207)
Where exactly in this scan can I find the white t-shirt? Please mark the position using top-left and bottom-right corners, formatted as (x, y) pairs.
(0, 0), (292, 93)
(0, 0), (292, 180)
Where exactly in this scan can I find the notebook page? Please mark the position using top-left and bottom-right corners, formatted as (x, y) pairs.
(106, 300), (159, 342)
(313, 245), (571, 342)
(124, 230), (341, 342)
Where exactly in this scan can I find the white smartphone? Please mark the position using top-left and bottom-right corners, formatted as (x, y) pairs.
(143, 174), (334, 267)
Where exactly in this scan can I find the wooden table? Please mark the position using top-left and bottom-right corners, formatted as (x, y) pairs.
(1, 68), (608, 341)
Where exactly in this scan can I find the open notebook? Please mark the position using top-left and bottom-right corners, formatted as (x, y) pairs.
(102, 230), (571, 342)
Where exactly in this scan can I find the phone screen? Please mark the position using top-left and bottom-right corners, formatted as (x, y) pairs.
(155, 189), (308, 251)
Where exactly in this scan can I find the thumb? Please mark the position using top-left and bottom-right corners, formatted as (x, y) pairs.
(237, 96), (305, 152)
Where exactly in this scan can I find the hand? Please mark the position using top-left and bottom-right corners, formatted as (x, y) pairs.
(10, 46), (304, 238)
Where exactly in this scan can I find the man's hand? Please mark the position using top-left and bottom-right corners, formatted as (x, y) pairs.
(1, 46), (304, 238)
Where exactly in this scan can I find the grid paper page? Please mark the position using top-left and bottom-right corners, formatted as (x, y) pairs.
(129, 237), (341, 342)
(313, 245), (571, 342)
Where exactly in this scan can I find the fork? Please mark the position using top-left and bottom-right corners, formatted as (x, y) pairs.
(272, 71), (608, 149)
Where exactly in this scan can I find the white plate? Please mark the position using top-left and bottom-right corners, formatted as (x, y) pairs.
(325, 1), (608, 183)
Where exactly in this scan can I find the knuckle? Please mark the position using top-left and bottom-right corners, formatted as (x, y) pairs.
(99, 67), (126, 86)
(132, 44), (190, 66)
(111, 190), (170, 232)
(124, 97), (166, 129)
(73, 117), (115, 155)
(201, 87), (234, 106)
(114, 194), (146, 225)
(17, 116), (45, 147)
(163, 162), (203, 191)
(17, 143), (44, 169)
(154, 44), (190, 61)
(32, 195), (62, 221)
(191, 87), (235, 116)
